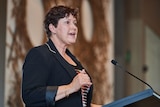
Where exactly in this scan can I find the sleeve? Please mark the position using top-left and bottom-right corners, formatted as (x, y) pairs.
(22, 48), (58, 106)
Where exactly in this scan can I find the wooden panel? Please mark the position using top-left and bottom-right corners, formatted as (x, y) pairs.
(141, 0), (160, 37)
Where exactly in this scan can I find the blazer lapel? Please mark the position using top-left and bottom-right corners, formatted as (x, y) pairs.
(46, 39), (77, 79)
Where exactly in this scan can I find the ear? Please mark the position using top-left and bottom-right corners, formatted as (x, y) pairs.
(49, 24), (56, 34)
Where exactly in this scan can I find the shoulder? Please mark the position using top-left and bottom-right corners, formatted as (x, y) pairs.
(30, 44), (48, 53)
(23, 44), (54, 70)
(27, 44), (50, 56)
(24, 44), (52, 62)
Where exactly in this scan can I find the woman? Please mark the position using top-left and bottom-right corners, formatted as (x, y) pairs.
(22, 5), (101, 107)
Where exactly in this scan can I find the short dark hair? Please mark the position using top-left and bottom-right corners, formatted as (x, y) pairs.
(44, 5), (79, 38)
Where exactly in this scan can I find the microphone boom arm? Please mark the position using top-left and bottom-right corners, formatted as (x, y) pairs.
(117, 63), (153, 90)
(111, 60), (160, 95)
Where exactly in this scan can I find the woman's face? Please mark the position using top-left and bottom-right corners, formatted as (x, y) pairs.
(54, 14), (78, 46)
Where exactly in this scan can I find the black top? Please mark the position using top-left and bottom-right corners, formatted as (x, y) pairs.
(22, 39), (93, 107)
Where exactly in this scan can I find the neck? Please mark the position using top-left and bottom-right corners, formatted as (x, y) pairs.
(50, 36), (67, 56)
(49, 37), (76, 66)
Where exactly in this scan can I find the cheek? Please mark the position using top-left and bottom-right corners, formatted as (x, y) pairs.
(57, 27), (66, 34)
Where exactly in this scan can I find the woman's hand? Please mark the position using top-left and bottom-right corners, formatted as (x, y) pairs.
(55, 69), (92, 101)
(70, 69), (92, 92)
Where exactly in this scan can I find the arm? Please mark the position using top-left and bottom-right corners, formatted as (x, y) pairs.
(22, 48), (57, 106)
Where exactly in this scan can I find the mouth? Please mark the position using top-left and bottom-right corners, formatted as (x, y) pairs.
(68, 32), (76, 37)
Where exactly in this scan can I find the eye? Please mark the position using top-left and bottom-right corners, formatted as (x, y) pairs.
(73, 21), (78, 26)
(66, 20), (70, 24)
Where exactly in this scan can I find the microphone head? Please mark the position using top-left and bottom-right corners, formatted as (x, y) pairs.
(111, 60), (118, 65)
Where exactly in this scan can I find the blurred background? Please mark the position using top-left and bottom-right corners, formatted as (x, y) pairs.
(0, 0), (160, 107)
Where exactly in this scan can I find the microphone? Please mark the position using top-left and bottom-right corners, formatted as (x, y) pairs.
(111, 59), (156, 92)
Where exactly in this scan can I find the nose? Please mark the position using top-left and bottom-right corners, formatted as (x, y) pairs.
(71, 22), (77, 28)
(70, 22), (77, 31)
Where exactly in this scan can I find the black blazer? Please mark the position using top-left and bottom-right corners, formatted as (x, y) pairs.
(22, 39), (93, 107)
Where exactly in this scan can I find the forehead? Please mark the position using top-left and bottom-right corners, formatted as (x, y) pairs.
(61, 14), (77, 21)
(66, 14), (77, 20)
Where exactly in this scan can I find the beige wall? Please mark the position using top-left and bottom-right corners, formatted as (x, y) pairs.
(145, 26), (160, 94)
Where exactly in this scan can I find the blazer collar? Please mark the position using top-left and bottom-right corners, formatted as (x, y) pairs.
(46, 39), (77, 78)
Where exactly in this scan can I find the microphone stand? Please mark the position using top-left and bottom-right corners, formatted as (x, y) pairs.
(111, 60), (160, 96)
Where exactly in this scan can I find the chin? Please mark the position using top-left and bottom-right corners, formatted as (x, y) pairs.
(68, 41), (76, 45)
(70, 40), (76, 43)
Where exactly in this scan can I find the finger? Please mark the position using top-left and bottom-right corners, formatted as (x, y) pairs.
(81, 69), (86, 74)
(82, 79), (92, 85)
